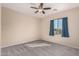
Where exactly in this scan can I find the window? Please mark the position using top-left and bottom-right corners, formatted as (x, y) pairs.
(49, 17), (69, 37)
(54, 19), (62, 35)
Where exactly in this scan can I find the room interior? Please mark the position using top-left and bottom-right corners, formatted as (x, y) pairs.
(0, 3), (79, 56)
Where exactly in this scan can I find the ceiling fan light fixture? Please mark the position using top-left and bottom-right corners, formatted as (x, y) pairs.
(53, 9), (58, 11)
(30, 3), (51, 14)
(38, 9), (43, 12)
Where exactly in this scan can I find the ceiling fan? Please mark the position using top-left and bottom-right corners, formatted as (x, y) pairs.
(30, 3), (51, 14)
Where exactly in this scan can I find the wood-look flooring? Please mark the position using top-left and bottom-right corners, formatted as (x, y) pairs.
(1, 40), (79, 56)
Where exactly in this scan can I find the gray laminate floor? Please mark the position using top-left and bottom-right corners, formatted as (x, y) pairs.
(1, 40), (79, 56)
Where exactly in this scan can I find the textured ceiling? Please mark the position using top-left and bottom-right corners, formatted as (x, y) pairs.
(2, 3), (79, 18)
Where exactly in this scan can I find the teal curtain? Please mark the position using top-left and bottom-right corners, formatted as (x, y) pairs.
(49, 20), (54, 36)
(62, 17), (69, 37)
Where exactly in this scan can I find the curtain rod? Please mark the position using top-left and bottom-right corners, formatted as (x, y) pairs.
(52, 17), (67, 20)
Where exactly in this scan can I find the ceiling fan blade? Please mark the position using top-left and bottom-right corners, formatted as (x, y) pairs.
(39, 3), (43, 8)
(43, 8), (51, 10)
(42, 11), (45, 14)
(35, 10), (38, 13)
(31, 7), (38, 9)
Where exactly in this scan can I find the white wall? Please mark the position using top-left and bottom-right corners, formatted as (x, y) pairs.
(1, 7), (40, 48)
(0, 4), (1, 55)
(1, 6), (79, 49)
(41, 7), (79, 49)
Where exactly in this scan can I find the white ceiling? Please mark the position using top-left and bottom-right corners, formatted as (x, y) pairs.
(2, 3), (79, 18)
